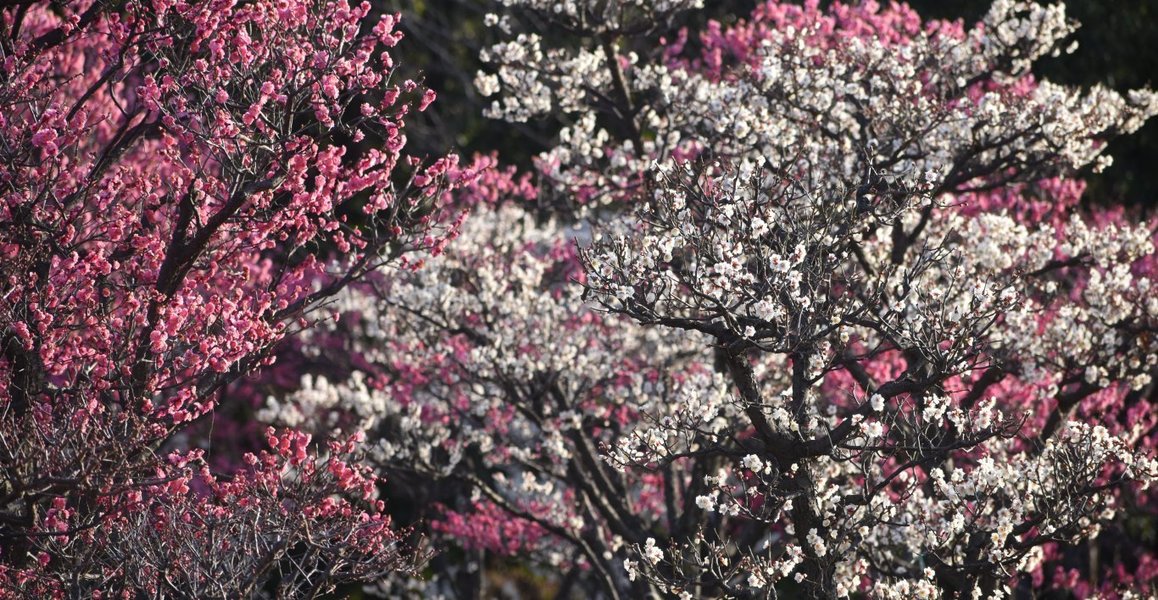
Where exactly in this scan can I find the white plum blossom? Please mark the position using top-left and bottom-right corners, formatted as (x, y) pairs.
(642, 537), (664, 565)
(270, 0), (1158, 597)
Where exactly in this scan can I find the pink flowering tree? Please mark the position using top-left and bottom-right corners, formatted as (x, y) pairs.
(0, 0), (476, 595)
(260, 0), (1158, 598)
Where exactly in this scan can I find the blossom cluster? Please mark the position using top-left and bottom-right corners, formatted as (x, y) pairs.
(477, 0), (1158, 207)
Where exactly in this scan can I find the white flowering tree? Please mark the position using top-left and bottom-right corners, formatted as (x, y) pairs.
(261, 1), (1158, 598)
(582, 159), (1157, 598)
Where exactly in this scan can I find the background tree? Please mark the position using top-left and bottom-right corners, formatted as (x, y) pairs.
(906, 0), (1158, 208)
(392, 0), (1158, 210)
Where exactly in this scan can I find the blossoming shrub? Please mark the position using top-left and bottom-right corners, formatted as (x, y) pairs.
(0, 0), (472, 595)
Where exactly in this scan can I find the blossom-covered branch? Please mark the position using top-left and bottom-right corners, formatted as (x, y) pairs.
(0, 0), (474, 595)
